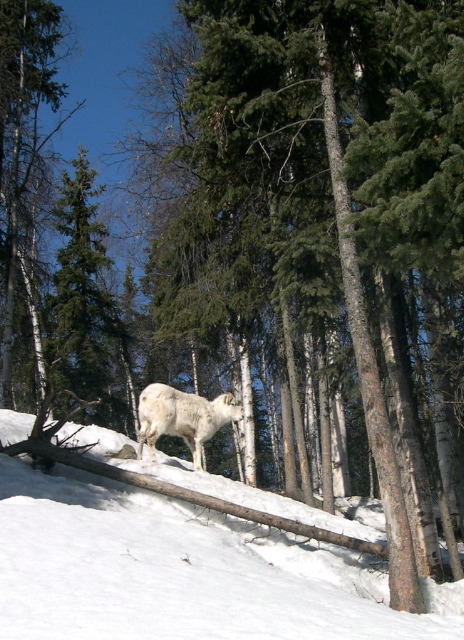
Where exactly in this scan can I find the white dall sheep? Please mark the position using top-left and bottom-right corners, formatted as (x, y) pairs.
(137, 383), (242, 471)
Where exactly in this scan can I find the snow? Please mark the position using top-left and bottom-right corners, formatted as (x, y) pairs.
(1, 409), (463, 640)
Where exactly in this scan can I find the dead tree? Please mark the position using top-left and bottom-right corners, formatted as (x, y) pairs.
(2, 439), (387, 559)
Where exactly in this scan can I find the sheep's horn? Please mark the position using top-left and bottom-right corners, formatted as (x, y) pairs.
(222, 392), (235, 405)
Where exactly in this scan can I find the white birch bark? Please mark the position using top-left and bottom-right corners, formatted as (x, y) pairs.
(318, 350), (334, 514)
(325, 332), (351, 498)
(238, 337), (256, 487)
(330, 393), (351, 497)
(226, 333), (245, 482)
(121, 346), (139, 438)
(190, 340), (206, 469)
(18, 251), (48, 405)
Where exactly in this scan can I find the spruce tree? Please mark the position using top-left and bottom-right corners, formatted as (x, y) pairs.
(47, 148), (124, 427)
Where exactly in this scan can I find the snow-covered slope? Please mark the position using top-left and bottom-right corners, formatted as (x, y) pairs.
(1, 409), (463, 640)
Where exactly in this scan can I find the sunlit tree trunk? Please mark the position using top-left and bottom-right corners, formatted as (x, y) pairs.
(226, 333), (245, 482)
(326, 332), (350, 498)
(18, 250), (47, 406)
(238, 336), (256, 486)
(331, 393), (351, 497)
(319, 38), (425, 613)
(376, 271), (443, 581)
(318, 349), (334, 514)
(121, 345), (139, 438)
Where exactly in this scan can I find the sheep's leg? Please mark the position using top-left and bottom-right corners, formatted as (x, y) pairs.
(137, 436), (145, 460)
(146, 432), (158, 463)
(183, 435), (203, 471)
(192, 438), (204, 472)
(193, 446), (203, 472)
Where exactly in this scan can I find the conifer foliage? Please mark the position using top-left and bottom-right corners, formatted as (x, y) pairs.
(47, 148), (124, 426)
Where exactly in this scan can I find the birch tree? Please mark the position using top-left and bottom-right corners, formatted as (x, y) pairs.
(0, 0), (73, 408)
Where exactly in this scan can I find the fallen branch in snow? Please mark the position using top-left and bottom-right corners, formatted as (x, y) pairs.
(3, 439), (388, 559)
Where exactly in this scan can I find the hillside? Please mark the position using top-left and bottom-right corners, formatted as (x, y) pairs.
(1, 409), (463, 640)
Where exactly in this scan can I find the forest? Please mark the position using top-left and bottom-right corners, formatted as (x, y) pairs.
(1, 0), (464, 614)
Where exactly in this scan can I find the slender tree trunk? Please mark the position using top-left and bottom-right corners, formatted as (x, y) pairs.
(422, 289), (463, 530)
(331, 393), (351, 497)
(280, 379), (299, 500)
(238, 336), (256, 486)
(436, 484), (464, 581)
(326, 332), (351, 497)
(376, 271), (443, 581)
(190, 340), (207, 470)
(226, 333), (245, 482)
(190, 340), (200, 394)
(318, 349), (334, 514)
(259, 344), (283, 489)
(1, 147), (21, 410)
(303, 334), (322, 494)
(319, 40), (425, 613)
(280, 291), (316, 507)
(121, 345), (139, 438)
(368, 451), (376, 499)
(18, 250), (48, 405)
(0, 9), (27, 409)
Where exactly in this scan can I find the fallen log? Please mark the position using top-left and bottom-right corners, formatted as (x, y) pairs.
(3, 439), (388, 559)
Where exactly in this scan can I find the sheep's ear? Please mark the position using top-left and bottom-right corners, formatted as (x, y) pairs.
(223, 393), (234, 405)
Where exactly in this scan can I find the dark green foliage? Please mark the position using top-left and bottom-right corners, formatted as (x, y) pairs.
(0, 0), (67, 119)
(46, 148), (126, 427)
(345, 8), (464, 283)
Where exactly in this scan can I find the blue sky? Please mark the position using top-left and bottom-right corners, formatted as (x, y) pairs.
(46, 0), (177, 184)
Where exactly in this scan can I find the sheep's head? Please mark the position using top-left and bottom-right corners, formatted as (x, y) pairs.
(216, 393), (242, 422)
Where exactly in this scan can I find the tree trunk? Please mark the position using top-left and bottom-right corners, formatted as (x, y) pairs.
(318, 350), (334, 514)
(326, 332), (351, 497)
(422, 288), (463, 532)
(190, 339), (206, 469)
(1, 148), (21, 410)
(319, 40), (425, 613)
(18, 250), (48, 405)
(3, 438), (388, 559)
(280, 291), (316, 507)
(376, 270), (443, 582)
(0, 10), (27, 410)
(121, 345), (139, 438)
(226, 333), (246, 482)
(238, 336), (257, 486)
(303, 334), (322, 494)
(259, 344), (283, 489)
(280, 379), (300, 500)
(331, 393), (351, 497)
